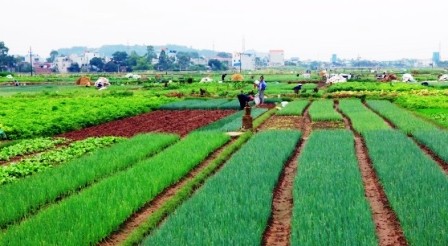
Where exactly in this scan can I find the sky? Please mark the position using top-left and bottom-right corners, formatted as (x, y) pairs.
(2, 0), (448, 61)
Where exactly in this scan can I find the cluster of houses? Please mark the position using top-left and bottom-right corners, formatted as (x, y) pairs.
(20, 48), (287, 74)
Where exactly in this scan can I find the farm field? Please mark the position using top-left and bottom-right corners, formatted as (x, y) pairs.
(0, 74), (448, 245)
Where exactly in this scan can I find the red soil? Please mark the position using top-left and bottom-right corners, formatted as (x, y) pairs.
(59, 110), (235, 140)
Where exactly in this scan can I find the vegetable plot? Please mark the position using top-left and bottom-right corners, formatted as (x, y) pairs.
(413, 129), (448, 163)
(366, 100), (438, 134)
(338, 99), (389, 133)
(0, 137), (66, 161)
(291, 130), (377, 245)
(143, 130), (301, 245)
(0, 133), (179, 228)
(276, 100), (309, 116)
(0, 132), (229, 245)
(308, 100), (342, 121)
(364, 130), (448, 245)
(0, 136), (122, 185)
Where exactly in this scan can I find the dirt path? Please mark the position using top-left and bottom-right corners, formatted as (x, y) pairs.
(335, 101), (408, 246)
(363, 102), (448, 175)
(262, 107), (312, 246)
(98, 139), (236, 246)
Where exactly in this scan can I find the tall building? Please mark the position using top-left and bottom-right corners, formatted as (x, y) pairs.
(232, 52), (255, 71)
(269, 50), (284, 67)
(432, 52), (440, 66)
(331, 54), (337, 63)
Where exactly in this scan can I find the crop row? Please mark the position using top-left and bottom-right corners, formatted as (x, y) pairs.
(276, 100), (309, 116)
(143, 130), (301, 245)
(292, 130), (377, 245)
(364, 130), (448, 245)
(0, 132), (229, 245)
(326, 82), (427, 93)
(0, 94), (172, 139)
(0, 136), (122, 185)
(0, 133), (178, 228)
(413, 130), (448, 163)
(338, 99), (389, 133)
(0, 137), (66, 161)
(308, 99), (342, 121)
(195, 108), (267, 132)
(366, 100), (438, 134)
(159, 99), (232, 110)
(120, 107), (275, 245)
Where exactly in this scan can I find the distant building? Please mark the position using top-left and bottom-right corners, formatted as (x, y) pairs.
(432, 52), (440, 66)
(232, 52), (255, 71)
(331, 54), (337, 63)
(269, 50), (284, 67)
(191, 56), (208, 66)
(53, 50), (101, 73)
(167, 50), (177, 61)
(54, 56), (72, 73)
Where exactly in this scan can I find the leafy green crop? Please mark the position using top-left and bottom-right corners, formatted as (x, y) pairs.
(0, 137), (66, 161)
(308, 100), (342, 122)
(143, 130), (301, 245)
(412, 129), (448, 164)
(276, 100), (309, 116)
(338, 99), (390, 133)
(0, 132), (229, 245)
(159, 99), (233, 110)
(364, 130), (448, 245)
(0, 133), (178, 228)
(292, 130), (377, 245)
(366, 100), (438, 134)
(0, 137), (122, 185)
(0, 94), (172, 139)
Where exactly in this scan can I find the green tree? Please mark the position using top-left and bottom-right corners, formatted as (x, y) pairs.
(156, 50), (171, 71)
(127, 51), (139, 67)
(112, 51), (128, 63)
(216, 52), (231, 58)
(146, 45), (157, 62)
(47, 50), (58, 63)
(176, 52), (191, 70)
(89, 57), (105, 71)
(104, 61), (118, 72)
(208, 59), (227, 71)
(133, 57), (151, 71)
(0, 41), (14, 71)
(67, 63), (80, 73)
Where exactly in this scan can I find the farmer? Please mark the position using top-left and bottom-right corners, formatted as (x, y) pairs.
(293, 83), (302, 94)
(237, 90), (255, 110)
(257, 75), (267, 105)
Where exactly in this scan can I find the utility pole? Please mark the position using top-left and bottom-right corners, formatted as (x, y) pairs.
(29, 46), (33, 76)
(239, 52), (242, 73)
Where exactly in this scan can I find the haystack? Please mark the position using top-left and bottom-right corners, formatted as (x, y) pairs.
(75, 76), (92, 86)
(231, 74), (244, 82)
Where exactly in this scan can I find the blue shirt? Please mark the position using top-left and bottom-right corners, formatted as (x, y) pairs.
(258, 80), (266, 91)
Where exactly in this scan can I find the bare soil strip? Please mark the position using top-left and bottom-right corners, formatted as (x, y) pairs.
(262, 107), (312, 246)
(98, 139), (236, 246)
(59, 110), (235, 140)
(335, 101), (408, 246)
(363, 102), (448, 175)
